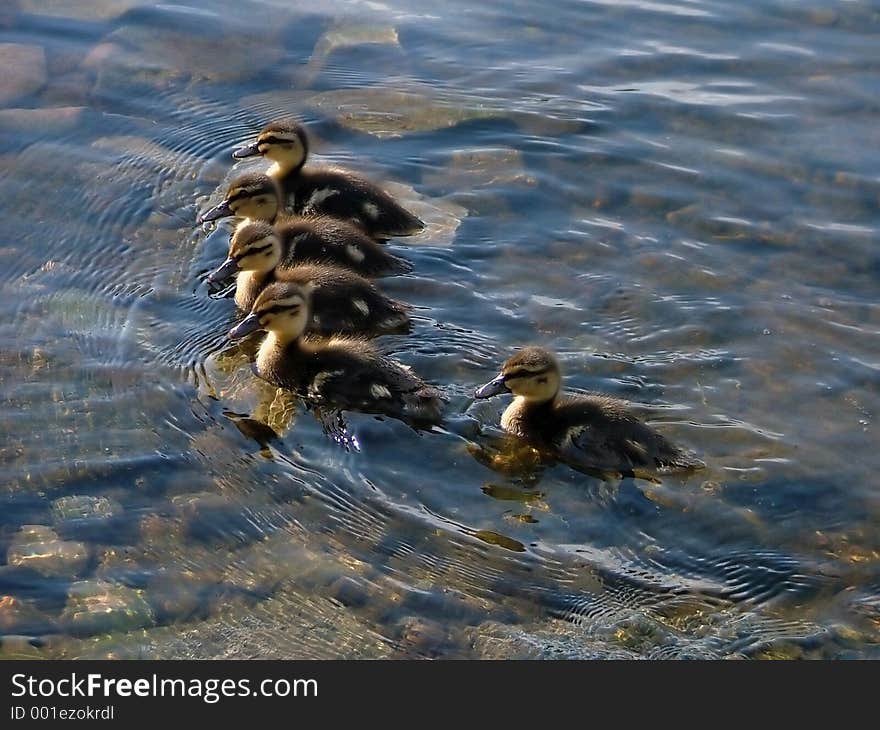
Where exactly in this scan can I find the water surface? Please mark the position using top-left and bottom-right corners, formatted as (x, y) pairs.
(0, 0), (878, 658)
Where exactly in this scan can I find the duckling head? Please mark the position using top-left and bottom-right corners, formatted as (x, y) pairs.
(208, 221), (282, 282)
(232, 119), (309, 177)
(474, 347), (562, 404)
(197, 172), (281, 224)
(228, 281), (312, 343)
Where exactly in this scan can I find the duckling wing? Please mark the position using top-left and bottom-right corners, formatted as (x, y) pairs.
(289, 168), (425, 239)
(556, 397), (702, 473)
(559, 424), (651, 473)
(275, 265), (409, 336)
(306, 350), (442, 423)
(279, 218), (413, 276)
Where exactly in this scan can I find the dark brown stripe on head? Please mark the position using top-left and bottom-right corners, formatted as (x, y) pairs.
(503, 366), (553, 380)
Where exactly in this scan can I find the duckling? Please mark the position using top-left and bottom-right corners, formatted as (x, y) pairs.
(474, 347), (703, 474)
(210, 219), (412, 286)
(228, 281), (442, 423)
(231, 120), (425, 239)
(198, 172), (282, 225)
(207, 221), (410, 333)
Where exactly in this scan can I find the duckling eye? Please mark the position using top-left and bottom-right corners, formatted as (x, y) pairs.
(537, 377), (548, 384)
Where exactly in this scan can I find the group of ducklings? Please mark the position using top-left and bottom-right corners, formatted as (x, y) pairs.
(196, 120), (702, 475)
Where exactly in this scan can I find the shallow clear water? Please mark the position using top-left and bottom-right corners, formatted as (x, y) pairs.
(0, 0), (878, 658)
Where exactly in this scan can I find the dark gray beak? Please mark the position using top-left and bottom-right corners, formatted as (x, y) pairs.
(474, 374), (509, 399)
(208, 257), (238, 283)
(197, 199), (233, 224)
(228, 313), (262, 340)
(232, 141), (261, 159)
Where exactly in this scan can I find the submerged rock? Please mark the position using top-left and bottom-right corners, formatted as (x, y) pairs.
(52, 495), (122, 524)
(102, 7), (283, 83)
(18, 0), (146, 21)
(298, 22), (401, 87)
(0, 635), (47, 660)
(424, 147), (535, 192)
(0, 1), (19, 29)
(328, 576), (370, 609)
(0, 43), (47, 104)
(380, 182), (467, 247)
(300, 85), (501, 138)
(61, 580), (155, 636)
(6, 525), (89, 578)
(0, 107), (85, 136)
(0, 595), (56, 635)
(394, 616), (449, 657)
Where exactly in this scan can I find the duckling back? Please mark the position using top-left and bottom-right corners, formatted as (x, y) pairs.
(276, 217), (413, 276)
(274, 265), (411, 336)
(548, 395), (703, 473)
(285, 168), (425, 239)
(259, 335), (442, 424)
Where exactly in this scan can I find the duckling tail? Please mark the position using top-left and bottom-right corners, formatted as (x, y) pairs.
(388, 253), (414, 275)
(403, 386), (444, 424)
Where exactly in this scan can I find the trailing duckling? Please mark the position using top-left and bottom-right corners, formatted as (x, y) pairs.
(207, 226), (411, 336)
(212, 220), (412, 285)
(228, 281), (443, 424)
(230, 119), (425, 239)
(474, 347), (703, 474)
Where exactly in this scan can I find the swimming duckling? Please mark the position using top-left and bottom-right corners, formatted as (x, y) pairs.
(198, 172), (282, 225)
(474, 347), (703, 474)
(210, 219), (412, 285)
(230, 120), (425, 239)
(228, 281), (442, 423)
(207, 223), (410, 334)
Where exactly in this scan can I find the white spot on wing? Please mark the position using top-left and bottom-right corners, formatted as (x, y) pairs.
(346, 243), (366, 263)
(362, 202), (380, 220)
(309, 370), (344, 397)
(306, 187), (340, 209)
(352, 299), (369, 315)
(370, 384), (392, 399)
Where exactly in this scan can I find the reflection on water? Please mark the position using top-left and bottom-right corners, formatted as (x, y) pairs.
(0, 0), (878, 658)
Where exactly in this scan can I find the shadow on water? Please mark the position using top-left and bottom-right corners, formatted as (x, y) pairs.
(0, 0), (878, 658)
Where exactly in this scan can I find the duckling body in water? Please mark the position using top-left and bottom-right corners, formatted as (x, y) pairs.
(208, 222), (410, 336)
(212, 220), (411, 284)
(228, 281), (442, 424)
(474, 347), (703, 474)
(231, 120), (425, 239)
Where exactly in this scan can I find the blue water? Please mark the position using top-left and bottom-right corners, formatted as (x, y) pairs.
(0, 0), (877, 658)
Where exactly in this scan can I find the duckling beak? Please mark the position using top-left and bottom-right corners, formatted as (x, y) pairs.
(208, 256), (238, 283)
(228, 313), (262, 340)
(474, 374), (509, 399)
(232, 141), (261, 159)
(197, 199), (233, 224)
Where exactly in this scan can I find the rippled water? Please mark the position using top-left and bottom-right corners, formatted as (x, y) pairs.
(0, 0), (878, 659)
